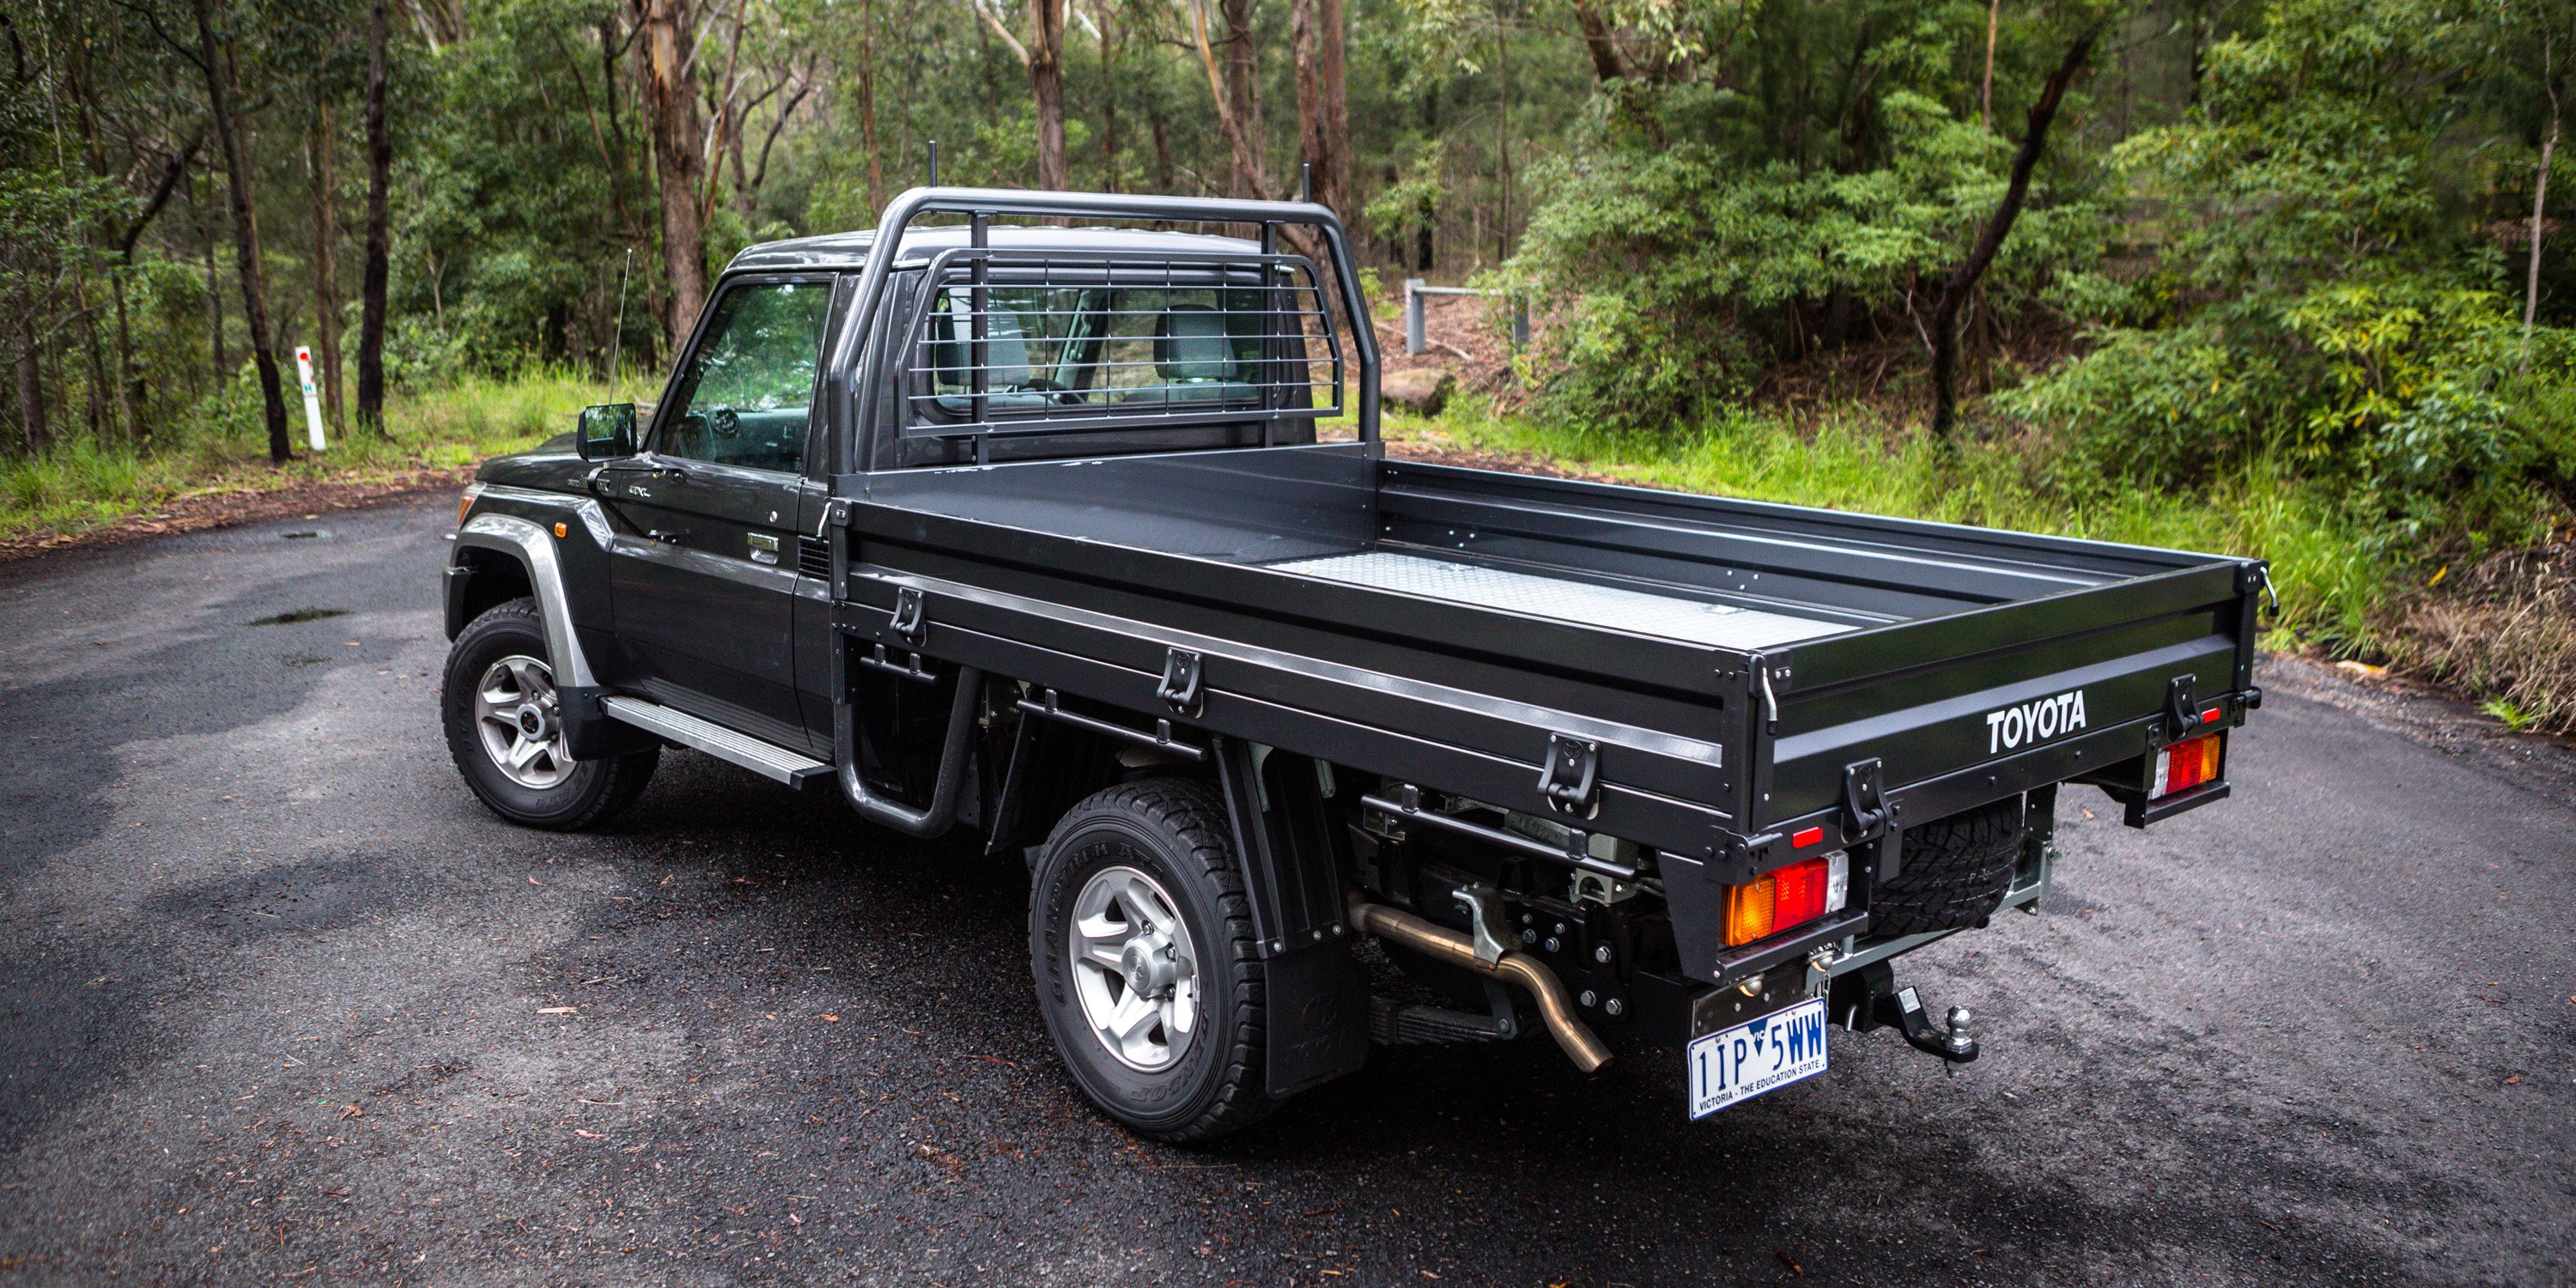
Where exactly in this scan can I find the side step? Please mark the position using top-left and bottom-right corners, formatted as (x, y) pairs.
(599, 696), (830, 787)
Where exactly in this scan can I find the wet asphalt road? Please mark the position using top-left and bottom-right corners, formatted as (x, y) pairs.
(1, 495), (2572, 1287)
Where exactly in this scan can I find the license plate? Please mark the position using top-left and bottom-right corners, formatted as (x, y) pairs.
(1688, 995), (1829, 1119)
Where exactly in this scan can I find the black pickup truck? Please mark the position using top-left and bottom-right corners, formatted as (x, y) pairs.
(442, 187), (2267, 1140)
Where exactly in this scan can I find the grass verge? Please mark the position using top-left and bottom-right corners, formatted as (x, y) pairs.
(0, 369), (607, 546)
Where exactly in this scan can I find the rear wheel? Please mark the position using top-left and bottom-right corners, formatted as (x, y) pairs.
(1028, 779), (1277, 1142)
(442, 598), (658, 830)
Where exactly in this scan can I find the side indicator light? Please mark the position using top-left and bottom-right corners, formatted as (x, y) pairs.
(1724, 874), (1777, 945)
(1722, 852), (1850, 946)
(2152, 732), (2224, 799)
(553, 521), (568, 539)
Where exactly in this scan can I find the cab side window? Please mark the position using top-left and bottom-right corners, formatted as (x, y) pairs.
(659, 280), (832, 472)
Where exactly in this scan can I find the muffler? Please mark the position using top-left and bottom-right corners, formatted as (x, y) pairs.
(1346, 895), (1612, 1072)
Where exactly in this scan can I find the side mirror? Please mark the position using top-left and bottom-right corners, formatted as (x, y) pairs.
(577, 403), (638, 460)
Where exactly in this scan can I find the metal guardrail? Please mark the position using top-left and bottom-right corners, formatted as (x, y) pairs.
(1401, 278), (1530, 357)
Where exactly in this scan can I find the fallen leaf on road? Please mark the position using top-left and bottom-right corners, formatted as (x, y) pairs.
(538, 1006), (576, 1015)
(527, 876), (544, 886)
(2505, 1074), (2522, 1084)
(575, 1129), (605, 1139)
(966, 1054), (1018, 1068)
(1774, 1250), (1804, 1275)
(819, 1014), (840, 1023)
(337, 1103), (362, 1121)
(2335, 659), (2389, 680)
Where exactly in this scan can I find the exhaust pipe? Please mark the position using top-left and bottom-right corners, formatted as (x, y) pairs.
(1346, 896), (1612, 1072)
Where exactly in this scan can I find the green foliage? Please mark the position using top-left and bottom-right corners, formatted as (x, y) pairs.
(2002, 0), (2576, 595)
(1504, 9), (2113, 428)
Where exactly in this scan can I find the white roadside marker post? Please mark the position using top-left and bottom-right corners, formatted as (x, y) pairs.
(295, 346), (327, 452)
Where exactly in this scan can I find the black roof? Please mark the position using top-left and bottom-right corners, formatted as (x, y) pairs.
(724, 225), (1261, 275)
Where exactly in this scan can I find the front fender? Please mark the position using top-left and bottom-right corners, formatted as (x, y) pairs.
(453, 512), (600, 688)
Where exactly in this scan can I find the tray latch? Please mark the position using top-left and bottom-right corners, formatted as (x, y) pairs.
(887, 586), (926, 644)
(1158, 647), (1205, 716)
(1539, 734), (1601, 816)
(1841, 757), (1888, 842)
(2162, 674), (2205, 738)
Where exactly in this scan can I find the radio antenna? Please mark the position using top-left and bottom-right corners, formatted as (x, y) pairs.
(607, 247), (634, 402)
(927, 139), (939, 187)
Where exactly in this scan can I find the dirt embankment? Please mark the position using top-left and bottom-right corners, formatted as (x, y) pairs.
(2391, 540), (2576, 735)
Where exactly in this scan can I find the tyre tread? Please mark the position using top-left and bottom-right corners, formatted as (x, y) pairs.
(1872, 799), (2024, 938)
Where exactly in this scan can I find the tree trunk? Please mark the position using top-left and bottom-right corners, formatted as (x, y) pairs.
(1188, 0), (1269, 199)
(194, 0), (293, 464)
(1221, 0), (1261, 197)
(1416, 85), (1437, 271)
(860, 0), (883, 212)
(198, 176), (227, 383)
(15, 288), (47, 457)
(1147, 96), (1175, 192)
(1980, 0), (1998, 125)
(1930, 28), (2095, 439)
(113, 276), (137, 440)
(1030, 0), (1068, 189)
(632, 0), (708, 346)
(2526, 79), (2560, 359)
(1291, 0), (1348, 222)
(310, 104), (345, 432)
(1098, 0), (1118, 191)
(1571, 0), (1624, 83)
(359, 0), (392, 432)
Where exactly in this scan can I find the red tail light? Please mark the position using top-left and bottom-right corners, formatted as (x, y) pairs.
(1722, 852), (1850, 946)
(2152, 732), (2223, 799)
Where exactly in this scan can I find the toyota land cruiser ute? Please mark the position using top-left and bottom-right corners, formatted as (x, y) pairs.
(440, 187), (2268, 1140)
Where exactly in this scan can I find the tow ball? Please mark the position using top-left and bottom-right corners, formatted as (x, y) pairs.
(1829, 961), (1979, 1071)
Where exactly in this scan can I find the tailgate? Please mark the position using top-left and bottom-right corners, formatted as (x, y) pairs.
(1753, 557), (2264, 841)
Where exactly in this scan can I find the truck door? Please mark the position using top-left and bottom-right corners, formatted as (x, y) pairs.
(599, 276), (832, 748)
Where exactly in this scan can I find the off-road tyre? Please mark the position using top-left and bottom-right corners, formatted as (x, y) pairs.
(1028, 778), (1279, 1143)
(1871, 798), (2025, 937)
(442, 597), (659, 830)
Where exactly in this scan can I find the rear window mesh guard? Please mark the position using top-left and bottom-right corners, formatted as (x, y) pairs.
(893, 246), (1344, 448)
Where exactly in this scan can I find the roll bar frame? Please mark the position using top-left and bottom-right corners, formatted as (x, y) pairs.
(823, 185), (1382, 477)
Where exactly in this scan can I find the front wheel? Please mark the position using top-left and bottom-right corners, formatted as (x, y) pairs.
(1028, 779), (1278, 1142)
(441, 598), (658, 830)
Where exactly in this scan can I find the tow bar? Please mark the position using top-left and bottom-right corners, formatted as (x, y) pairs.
(1830, 961), (1978, 1070)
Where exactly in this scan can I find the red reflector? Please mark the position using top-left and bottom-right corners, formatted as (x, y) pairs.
(1791, 825), (1825, 848)
(2201, 707), (2223, 725)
